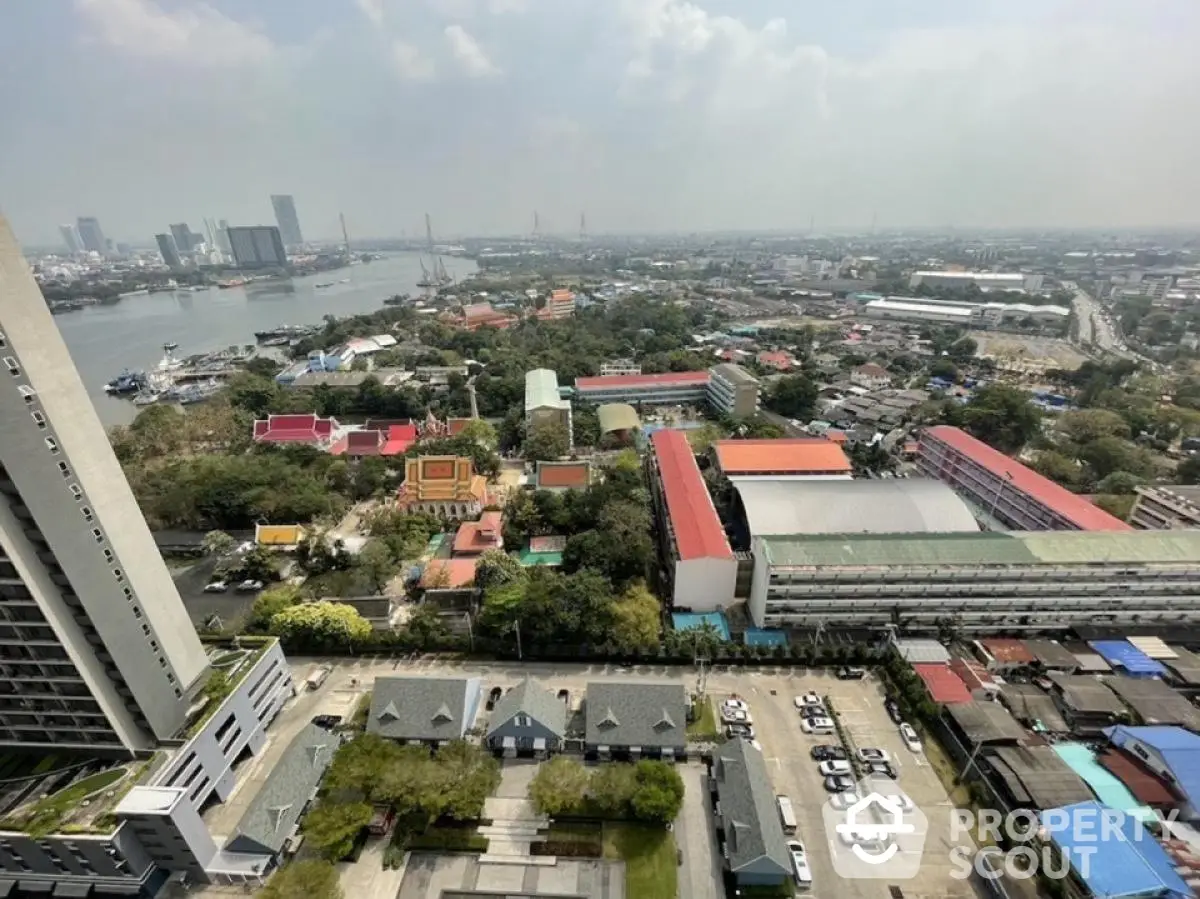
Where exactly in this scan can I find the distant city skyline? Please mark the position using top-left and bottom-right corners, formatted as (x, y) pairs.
(3, 1), (1199, 245)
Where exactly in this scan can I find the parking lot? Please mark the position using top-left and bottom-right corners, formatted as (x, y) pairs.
(280, 657), (979, 899)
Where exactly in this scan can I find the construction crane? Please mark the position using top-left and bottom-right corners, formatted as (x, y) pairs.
(425, 212), (434, 250)
(339, 213), (351, 255)
(580, 212), (587, 242)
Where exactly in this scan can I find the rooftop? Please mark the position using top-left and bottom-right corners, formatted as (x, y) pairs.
(979, 637), (1036, 665)
(712, 739), (792, 878)
(421, 558), (480, 589)
(367, 676), (481, 742)
(651, 429), (733, 562)
(535, 461), (591, 490)
(735, 478), (978, 537)
(575, 370), (710, 391)
(913, 664), (973, 704)
(584, 681), (687, 749)
(525, 369), (569, 412)
(714, 438), (851, 476)
(1103, 678), (1200, 730)
(922, 426), (1132, 531)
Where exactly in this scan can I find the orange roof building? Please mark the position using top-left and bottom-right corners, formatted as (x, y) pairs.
(459, 302), (516, 331)
(452, 511), (504, 556)
(534, 461), (591, 492)
(712, 439), (852, 480)
(397, 456), (488, 518)
(420, 558), (479, 589)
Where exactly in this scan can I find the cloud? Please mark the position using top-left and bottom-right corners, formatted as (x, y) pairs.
(355, 0), (385, 27)
(391, 39), (436, 81)
(444, 23), (500, 77)
(73, 0), (273, 66)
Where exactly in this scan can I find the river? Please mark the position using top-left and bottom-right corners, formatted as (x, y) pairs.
(52, 252), (477, 426)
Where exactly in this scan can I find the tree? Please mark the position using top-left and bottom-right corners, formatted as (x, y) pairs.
(528, 756), (589, 815)
(1031, 450), (1083, 488)
(948, 337), (977, 360)
(1096, 471), (1144, 495)
(523, 421), (570, 461)
(260, 860), (342, 899)
(326, 734), (402, 800)
(250, 584), (302, 632)
(629, 760), (685, 824)
(431, 740), (502, 822)
(686, 423), (725, 453)
(588, 763), (639, 816)
(376, 744), (441, 813)
(201, 530), (236, 556)
(609, 583), (661, 654)
(302, 801), (372, 861)
(1057, 408), (1131, 447)
(475, 549), (525, 591)
(1078, 436), (1155, 481)
(269, 601), (372, 650)
(765, 375), (818, 421)
(351, 539), (398, 594)
(1178, 455), (1200, 485)
(952, 384), (1041, 453)
(459, 418), (497, 449)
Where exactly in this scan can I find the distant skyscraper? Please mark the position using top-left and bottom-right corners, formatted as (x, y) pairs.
(155, 233), (182, 269)
(75, 217), (106, 254)
(169, 223), (193, 255)
(0, 215), (210, 752)
(227, 225), (287, 269)
(270, 194), (304, 247)
(58, 224), (82, 255)
(216, 219), (232, 256)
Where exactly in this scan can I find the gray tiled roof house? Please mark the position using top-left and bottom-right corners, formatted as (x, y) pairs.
(584, 682), (687, 755)
(712, 739), (792, 885)
(367, 676), (483, 744)
(225, 722), (339, 856)
(486, 678), (567, 751)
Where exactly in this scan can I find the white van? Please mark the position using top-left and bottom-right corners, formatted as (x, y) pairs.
(776, 795), (797, 835)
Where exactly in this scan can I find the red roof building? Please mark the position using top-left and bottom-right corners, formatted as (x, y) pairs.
(648, 429), (736, 612)
(420, 558), (479, 589)
(950, 658), (1001, 700)
(535, 461), (591, 491)
(453, 511), (504, 556)
(253, 413), (341, 448)
(713, 438), (852, 479)
(918, 425), (1132, 532)
(756, 351), (794, 371)
(460, 303), (516, 331)
(977, 637), (1037, 672)
(330, 422), (418, 458)
(913, 663), (973, 705)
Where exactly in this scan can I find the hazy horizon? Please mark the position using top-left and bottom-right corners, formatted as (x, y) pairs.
(4, 0), (1200, 246)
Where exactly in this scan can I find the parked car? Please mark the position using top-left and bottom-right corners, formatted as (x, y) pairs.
(202, 580), (228, 593)
(794, 693), (822, 709)
(865, 761), (898, 779)
(725, 723), (755, 739)
(900, 723), (923, 752)
(810, 745), (847, 761)
(800, 716), (835, 734)
(817, 760), (852, 777)
(823, 774), (855, 793)
(788, 840), (813, 889)
(723, 697), (749, 713)
(721, 708), (753, 725)
(884, 698), (903, 724)
(828, 790), (861, 810)
(856, 747), (890, 763)
(236, 579), (264, 592)
(799, 703), (826, 719)
(837, 666), (867, 680)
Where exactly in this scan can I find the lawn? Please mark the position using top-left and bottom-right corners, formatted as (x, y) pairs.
(603, 823), (677, 899)
(687, 696), (720, 741)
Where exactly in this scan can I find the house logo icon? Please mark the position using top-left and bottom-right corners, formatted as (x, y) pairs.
(822, 777), (929, 880)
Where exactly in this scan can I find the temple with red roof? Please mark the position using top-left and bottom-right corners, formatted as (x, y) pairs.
(647, 429), (736, 611)
(917, 425), (1132, 531)
(252, 413), (343, 449)
(330, 422), (418, 458)
(452, 511), (504, 556)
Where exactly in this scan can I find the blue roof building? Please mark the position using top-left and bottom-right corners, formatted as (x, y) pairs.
(1041, 800), (1190, 899)
(1105, 725), (1200, 820)
(1089, 641), (1168, 678)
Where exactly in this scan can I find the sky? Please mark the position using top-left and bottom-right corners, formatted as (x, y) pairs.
(2, 0), (1200, 245)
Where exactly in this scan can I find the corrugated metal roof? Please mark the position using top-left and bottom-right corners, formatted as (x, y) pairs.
(715, 438), (851, 475)
(1089, 641), (1167, 677)
(1127, 636), (1178, 660)
(576, 371), (710, 390)
(913, 664), (973, 704)
(1020, 530), (1200, 563)
(525, 369), (569, 412)
(922, 426), (1132, 531)
(651, 429), (732, 562)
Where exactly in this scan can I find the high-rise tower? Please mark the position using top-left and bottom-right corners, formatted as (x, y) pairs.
(0, 216), (209, 755)
(270, 194), (303, 247)
(75, 217), (106, 254)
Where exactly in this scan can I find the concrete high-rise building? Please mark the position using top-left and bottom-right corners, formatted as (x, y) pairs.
(270, 194), (304, 247)
(169, 222), (193, 255)
(216, 218), (232, 256)
(75, 216), (106, 254)
(227, 225), (287, 269)
(58, 224), (82, 255)
(0, 216), (209, 754)
(155, 233), (183, 269)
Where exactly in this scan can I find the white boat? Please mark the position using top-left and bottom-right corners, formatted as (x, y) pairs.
(157, 343), (184, 372)
(132, 392), (163, 406)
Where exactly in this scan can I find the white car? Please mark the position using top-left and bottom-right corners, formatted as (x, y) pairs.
(800, 716), (835, 734)
(788, 840), (813, 888)
(829, 791), (861, 811)
(817, 760), (852, 776)
(202, 580), (228, 593)
(794, 693), (822, 710)
(722, 698), (749, 713)
(856, 747), (890, 764)
(899, 723), (923, 752)
(721, 708), (753, 725)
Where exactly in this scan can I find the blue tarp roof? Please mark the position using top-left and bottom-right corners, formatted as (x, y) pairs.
(1106, 725), (1200, 810)
(1042, 800), (1190, 899)
(1088, 640), (1168, 677)
(744, 628), (787, 647)
(671, 612), (731, 641)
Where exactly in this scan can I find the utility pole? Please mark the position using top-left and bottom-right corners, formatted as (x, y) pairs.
(514, 620), (523, 660)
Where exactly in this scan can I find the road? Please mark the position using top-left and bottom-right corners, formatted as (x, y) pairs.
(1064, 280), (1129, 357)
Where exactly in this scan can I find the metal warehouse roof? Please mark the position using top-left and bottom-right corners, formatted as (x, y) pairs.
(913, 664), (972, 704)
(757, 529), (1200, 568)
(1089, 641), (1168, 677)
(1042, 800), (1191, 899)
(1103, 678), (1200, 730)
(922, 426), (1132, 532)
(735, 478), (978, 537)
(651, 429), (733, 562)
(524, 369), (569, 412)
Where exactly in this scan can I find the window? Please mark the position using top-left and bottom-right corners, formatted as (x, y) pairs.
(122, 587), (132, 599)
(141, 625), (150, 635)
(80, 506), (93, 522)
(132, 606), (142, 619)
(69, 483), (82, 500)
(31, 411), (46, 429)
(91, 528), (103, 543)
(102, 549), (114, 563)
(3, 358), (18, 376)
(0, 332), (6, 347)
(112, 569), (124, 583)
(18, 386), (35, 404)
(57, 462), (70, 478)
(44, 437), (59, 454)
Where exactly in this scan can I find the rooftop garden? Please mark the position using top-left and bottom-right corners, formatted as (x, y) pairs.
(184, 637), (276, 738)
